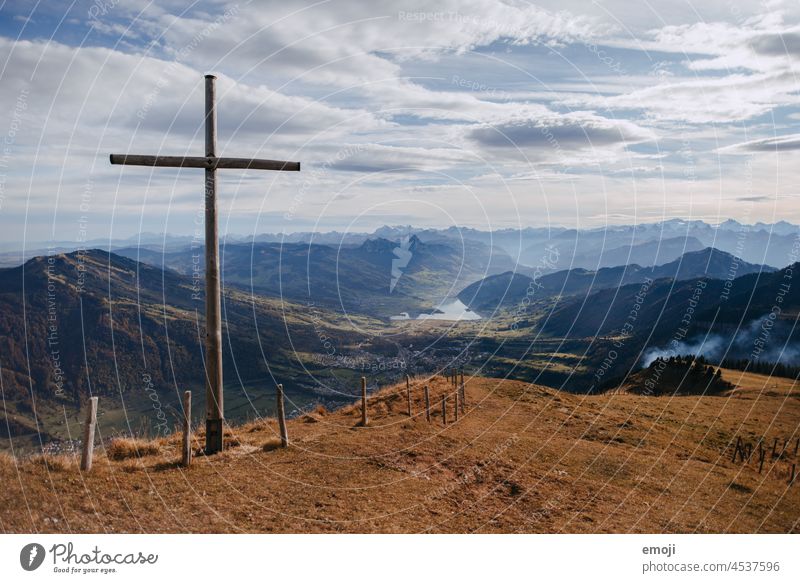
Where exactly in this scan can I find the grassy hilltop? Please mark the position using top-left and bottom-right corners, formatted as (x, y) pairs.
(1, 368), (798, 533)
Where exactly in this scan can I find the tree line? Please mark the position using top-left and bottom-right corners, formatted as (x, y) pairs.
(719, 358), (800, 380)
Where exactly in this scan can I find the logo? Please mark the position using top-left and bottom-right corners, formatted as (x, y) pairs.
(20, 543), (46, 571)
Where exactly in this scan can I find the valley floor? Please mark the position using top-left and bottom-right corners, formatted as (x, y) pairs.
(0, 370), (798, 533)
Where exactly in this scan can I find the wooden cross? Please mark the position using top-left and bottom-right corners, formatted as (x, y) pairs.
(110, 74), (300, 454)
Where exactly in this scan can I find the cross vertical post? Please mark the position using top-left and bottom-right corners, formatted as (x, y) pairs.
(109, 73), (300, 456)
(204, 75), (224, 454)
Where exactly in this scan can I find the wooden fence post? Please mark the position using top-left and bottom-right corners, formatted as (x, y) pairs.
(406, 374), (412, 416)
(732, 436), (742, 463)
(277, 383), (289, 447)
(441, 395), (447, 425)
(182, 391), (192, 467)
(454, 390), (459, 422)
(424, 385), (431, 423)
(361, 376), (368, 427)
(758, 446), (765, 473)
(771, 437), (779, 460)
(80, 396), (98, 472)
(789, 463), (796, 486)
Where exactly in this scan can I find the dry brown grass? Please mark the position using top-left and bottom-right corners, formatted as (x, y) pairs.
(223, 436), (242, 448)
(106, 438), (161, 461)
(0, 451), (15, 467)
(1, 369), (798, 534)
(246, 418), (273, 432)
(120, 459), (144, 473)
(262, 438), (283, 452)
(25, 454), (74, 472)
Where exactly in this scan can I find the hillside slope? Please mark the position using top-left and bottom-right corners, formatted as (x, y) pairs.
(2, 372), (797, 533)
(541, 262), (800, 339)
(0, 250), (384, 445)
(459, 247), (772, 313)
(115, 236), (516, 316)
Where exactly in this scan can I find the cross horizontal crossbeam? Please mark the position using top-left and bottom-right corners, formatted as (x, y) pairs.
(109, 154), (300, 172)
(110, 74), (302, 456)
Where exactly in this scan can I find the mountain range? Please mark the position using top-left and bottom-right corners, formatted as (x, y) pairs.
(113, 235), (515, 316)
(539, 261), (798, 340)
(0, 249), (371, 442)
(3, 219), (796, 271)
(458, 247), (774, 313)
(1, 223), (797, 446)
(537, 262), (799, 387)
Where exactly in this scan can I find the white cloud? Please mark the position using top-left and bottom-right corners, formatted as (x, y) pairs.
(141, 0), (602, 87)
(1, 0), (800, 242)
(559, 9), (800, 124)
(468, 112), (654, 150)
(564, 70), (799, 124)
(718, 133), (800, 153)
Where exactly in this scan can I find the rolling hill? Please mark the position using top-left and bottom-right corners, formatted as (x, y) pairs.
(540, 262), (799, 340)
(0, 250), (385, 445)
(459, 247), (773, 313)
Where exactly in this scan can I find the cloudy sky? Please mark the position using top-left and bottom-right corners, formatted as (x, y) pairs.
(0, 0), (799, 244)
